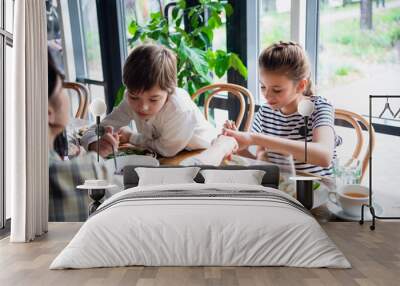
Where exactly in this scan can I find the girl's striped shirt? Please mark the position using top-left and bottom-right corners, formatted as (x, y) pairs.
(252, 96), (339, 177)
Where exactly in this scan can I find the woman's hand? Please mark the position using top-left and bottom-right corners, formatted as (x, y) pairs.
(222, 129), (254, 151)
(88, 126), (119, 157)
(118, 127), (133, 144)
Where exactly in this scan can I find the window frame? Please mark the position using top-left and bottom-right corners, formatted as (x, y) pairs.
(66, 0), (108, 112)
(314, 1), (399, 136)
(305, 0), (319, 84)
(0, 0), (13, 231)
(66, 0), (124, 113)
(63, 0), (399, 136)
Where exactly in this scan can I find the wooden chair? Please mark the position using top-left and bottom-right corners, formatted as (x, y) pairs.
(191, 83), (255, 131)
(335, 109), (376, 181)
(62, 82), (89, 119)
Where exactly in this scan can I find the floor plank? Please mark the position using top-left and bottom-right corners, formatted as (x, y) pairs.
(0, 222), (399, 286)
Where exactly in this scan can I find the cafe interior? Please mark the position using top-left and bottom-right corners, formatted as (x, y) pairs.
(1, 0), (400, 285)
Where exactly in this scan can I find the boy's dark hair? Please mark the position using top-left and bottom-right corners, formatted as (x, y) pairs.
(123, 44), (177, 95)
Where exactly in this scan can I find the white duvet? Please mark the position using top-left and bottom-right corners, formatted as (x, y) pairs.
(50, 183), (350, 269)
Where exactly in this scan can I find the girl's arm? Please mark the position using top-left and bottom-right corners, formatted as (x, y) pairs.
(236, 149), (256, 159)
(224, 126), (335, 167)
(180, 135), (238, 166)
(222, 119), (257, 159)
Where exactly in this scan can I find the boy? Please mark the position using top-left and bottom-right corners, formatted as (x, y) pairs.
(81, 44), (218, 157)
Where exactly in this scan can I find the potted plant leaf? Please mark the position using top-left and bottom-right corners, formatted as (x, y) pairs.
(115, 0), (247, 107)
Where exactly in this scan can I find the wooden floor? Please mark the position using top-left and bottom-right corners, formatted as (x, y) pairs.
(0, 222), (399, 286)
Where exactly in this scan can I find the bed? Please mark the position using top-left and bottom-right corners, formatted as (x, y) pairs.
(50, 165), (350, 269)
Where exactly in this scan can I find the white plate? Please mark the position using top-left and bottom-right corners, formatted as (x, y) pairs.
(327, 201), (383, 221)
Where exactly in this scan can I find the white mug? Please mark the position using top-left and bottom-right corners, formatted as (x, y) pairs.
(328, 184), (369, 217)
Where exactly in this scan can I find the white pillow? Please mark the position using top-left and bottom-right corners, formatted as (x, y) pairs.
(200, 169), (266, 185)
(135, 167), (200, 186)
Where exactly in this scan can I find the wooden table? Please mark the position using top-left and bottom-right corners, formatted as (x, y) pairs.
(158, 149), (204, 165)
(157, 150), (341, 222)
(120, 148), (346, 222)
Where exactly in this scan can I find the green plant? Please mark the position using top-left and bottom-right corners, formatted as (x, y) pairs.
(389, 28), (400, 45)
(335, 66), (351, 76)
(321, 8), (400, 62)
(115, 0), (247, 107)
(312, 181), (320, 191)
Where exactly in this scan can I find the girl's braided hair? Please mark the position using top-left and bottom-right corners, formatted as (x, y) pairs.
(259, 41), (314, 96)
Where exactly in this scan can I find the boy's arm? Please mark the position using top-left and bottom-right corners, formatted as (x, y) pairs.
(81, 98), (134, 150)
(137, 111), (197, 157)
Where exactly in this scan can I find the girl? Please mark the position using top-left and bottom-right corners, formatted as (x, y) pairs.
(224, 41), (338, 176)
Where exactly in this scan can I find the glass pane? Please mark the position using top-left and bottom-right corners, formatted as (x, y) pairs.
(214, 108), (229, 130)
(88, 84), (105, 102)
(0, 0), (2, 28)
(124, 0), (163, 27)
(123, 0), (228, 86)
(124, 0), (167, 55)
(318, 2), (400, 207)
(47, 0), (64, 71)
(5, 0), (14, 33)
(213, 11), (226, 52)
(213, 10), (227, 84)
(259, 0), (291, 49)
(80, 0), (103, 81)
(0, 40), (3, 227)
(318, 2), (400, 115)
(5, 44), (12, 219)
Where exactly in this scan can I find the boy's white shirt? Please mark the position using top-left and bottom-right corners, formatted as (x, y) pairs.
(81, 87), (218, 157)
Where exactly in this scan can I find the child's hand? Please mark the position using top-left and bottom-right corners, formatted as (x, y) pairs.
(255, 148), (267, 161)
(118, 127), (133, 144)
(213, 135), (239, 161)
(223, 120), (238, 131)
(222, 128), (253, 151)
(88, 126), (119, 157)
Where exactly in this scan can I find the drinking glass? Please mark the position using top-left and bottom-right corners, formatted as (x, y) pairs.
(260, 150), (296, 197)
(333, 157), (361, 187)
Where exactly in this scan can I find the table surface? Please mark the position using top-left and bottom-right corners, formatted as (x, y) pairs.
(148, 150), (342, 221)
(111, 149), (380, 222)
(158, 149), (204, 165)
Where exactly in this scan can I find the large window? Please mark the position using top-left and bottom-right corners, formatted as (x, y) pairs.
(1, 0), (14, 230)
(259, 0), (291, 49)
(318, 1), (400, 116)
(80, 0), (103, 83)
(317, 1), (400, 199)
(64, 0), (106, 105)
(122, 0), (229, 128)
